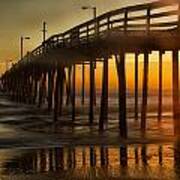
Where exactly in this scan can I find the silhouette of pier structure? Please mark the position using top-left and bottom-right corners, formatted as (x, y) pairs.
(1, 0), (180, 138)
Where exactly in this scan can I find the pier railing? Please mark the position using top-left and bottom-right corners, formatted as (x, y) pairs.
(17, 0), (180, 62)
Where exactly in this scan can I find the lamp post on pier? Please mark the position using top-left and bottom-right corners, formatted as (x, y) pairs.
(81, 6), (97, 36)
(20, 36), (31, 60)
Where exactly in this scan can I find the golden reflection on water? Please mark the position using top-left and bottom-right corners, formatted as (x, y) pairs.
(2, 143), (180, 179)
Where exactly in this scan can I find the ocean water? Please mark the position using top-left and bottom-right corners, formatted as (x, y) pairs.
(0, 92), (179, 179)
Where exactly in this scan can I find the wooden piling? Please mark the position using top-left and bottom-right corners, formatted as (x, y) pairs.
(135, 53), (139, 120)
(120, 145), (127, 167)
(72, 65), (76, 121)
(159, 145), (162, 165)
(53, 66), (65, 121)
(54, 69), (60, 122)
(48, 69), (55, 111)
(115, 53), (127, 138)
(141, 52), (149, 135)
(89, 60), (95, 124)
(158, 52), (163, 121)
(81, 63), (85, 105)
(33, 77), (38, 104)
(59, 68), (65, 116)
(135, 147), (139, 164)
(173, 50), (179, 118)
(66, 67), (72, 106)
(100, 146), (108, 166)
(38, 72), (47, 108)
(99, 56), (109, 131)
(55, 147), (64, 170)
(173, 50), (180, 134)
(90, 146), (96, 167)
(141, 145), (147, 165)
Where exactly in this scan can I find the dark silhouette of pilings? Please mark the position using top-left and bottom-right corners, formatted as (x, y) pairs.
(53, 66), (65, 122)
(120, 145), (127, 167)
(100, 146), (109, 166)
(141, 52), (149, 136)
(55, 147), (64, 170)
(115, 52), (127, 138)
(67, 147), (76, 168)
(159, 145), (163, 165)
(158, 52), (163, 121)
(48, 149), (54, 171)
(54, 69), (60, 122)
(82, 147), (86, 166)
(99, 56), (109, 131)
(173, 50), (179, 118)
(135, 146), (139, 164)
(33, 77), (38, 104)
(174, 138), (180, 179)
(90, 146), (96, 167)
(59, 68), (65, 116)
(141, 145), (147, 165)
(40, 150), (46, 172)
(135, 53), (139, 120)
(82, 63), (85, 105)
(172, 50), (180, 135)
(48, 69), (55, 111)
(72, 65), (76, 121)
(89, 60), (95, 124)
(38, 71), (47, 108)
(66, 66), (72, 106)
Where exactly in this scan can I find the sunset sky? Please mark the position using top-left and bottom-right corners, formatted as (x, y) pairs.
(0, 0), (176, 91)
(0, 0), (156, 61)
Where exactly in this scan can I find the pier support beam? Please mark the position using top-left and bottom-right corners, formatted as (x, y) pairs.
(173, 50), (180, 134)
(141, 145), (147, 165)
(33, 77), (38, 105)
(38, 71), (47, 108)
(54, 66), (65, 121)
(141, 52), (149, 135)
(82, 63), (85, 105)
(72, 65), (76, 121)
(135, 53), (139, 120)
(48, 69), (55, 111)
(120, 145), (127, 167)
(115, 52), (127, 138)
(100, 146), (108, 166)
(59, 68), (65, 116)
(90, 146), (96, 167)
(158, 51), (163, 121)
(54, 69), (60, 122)
(66, 67), (72, 106)
(99, 56), (109, 131)
(89, 60), (95, 124)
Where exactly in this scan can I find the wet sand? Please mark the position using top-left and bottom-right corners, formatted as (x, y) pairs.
(0, 93), (179, 179)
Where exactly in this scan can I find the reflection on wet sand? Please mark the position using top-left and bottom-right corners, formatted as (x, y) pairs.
(1, 143), (180, 179)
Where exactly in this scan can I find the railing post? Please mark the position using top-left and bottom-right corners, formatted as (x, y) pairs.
(87, 24), (89, 44)
(147, 7), (151, 34)
(107, 15), (111, 31)
(124, 9), (128, 33)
